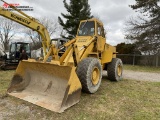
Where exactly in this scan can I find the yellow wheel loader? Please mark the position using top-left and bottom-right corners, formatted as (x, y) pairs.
(0, 0), (123, 113)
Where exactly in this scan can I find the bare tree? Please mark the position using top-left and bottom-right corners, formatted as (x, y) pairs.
(60, 26), (68, 38)
(125, 16), (160, 55)
(25, 17), (58, 50)
(0, 17), (18, 51)
(125, 0), (160, 55)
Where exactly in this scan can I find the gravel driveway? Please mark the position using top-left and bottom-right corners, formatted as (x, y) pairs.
(123, 70), (160, 82)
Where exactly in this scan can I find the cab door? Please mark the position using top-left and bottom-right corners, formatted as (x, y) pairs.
(96, 23), (106, 52)
(9, 43), (16, 60)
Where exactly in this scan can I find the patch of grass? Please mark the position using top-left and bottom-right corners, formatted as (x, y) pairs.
(0, 70), (14, 94)
(124, 65), (160, 73)
(0, 70), (160, 119)
(6, 112), (30, 120)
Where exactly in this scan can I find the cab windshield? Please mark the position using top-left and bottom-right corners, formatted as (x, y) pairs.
(78, 21), (95, 36)
(16, 43), (30, 53)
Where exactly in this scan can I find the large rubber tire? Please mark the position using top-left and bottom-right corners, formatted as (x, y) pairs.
(107, 58), (123, 81)
(0, 64), (6, 70)
(76, 57), (102, 94)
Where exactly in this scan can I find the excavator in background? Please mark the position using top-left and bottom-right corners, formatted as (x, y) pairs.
(0, 42), (31, 70)
(51, 38), (69, 56)
(0, 38), (68, 70)
(0, 0), (123, 113)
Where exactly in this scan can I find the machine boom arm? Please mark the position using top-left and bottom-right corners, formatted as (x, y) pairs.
(0, 0), (51, 56)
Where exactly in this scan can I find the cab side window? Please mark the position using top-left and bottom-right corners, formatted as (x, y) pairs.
(97, 23), (105, 38)
(10, 43), (16, 53)
(97, 24), (101, 36)
(101, 27), (105, 38)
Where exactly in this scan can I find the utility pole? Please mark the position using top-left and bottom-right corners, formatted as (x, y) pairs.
(133, 52), (135, 66)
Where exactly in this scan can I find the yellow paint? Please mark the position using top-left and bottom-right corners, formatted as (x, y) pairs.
(50, 60), (60, 65)
(91, 67), (100, 85)
(68, 67), (82, 94)
(101, 44), (116, 64)
(117, 64), (122, 76)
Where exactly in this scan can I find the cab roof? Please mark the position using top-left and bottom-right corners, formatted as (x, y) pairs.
(80, 18), (103, 26)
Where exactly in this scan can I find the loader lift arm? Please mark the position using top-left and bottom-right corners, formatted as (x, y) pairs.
(0, 0), (50, 56)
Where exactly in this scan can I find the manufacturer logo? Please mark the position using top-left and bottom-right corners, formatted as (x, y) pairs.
(3, 3), (20, 8)
(2, 3), (34, 11)
(78, 39), (87, 42)
(11, 13), (31, 25)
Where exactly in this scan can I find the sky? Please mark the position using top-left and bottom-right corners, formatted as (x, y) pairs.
(0, 0), (137, 46)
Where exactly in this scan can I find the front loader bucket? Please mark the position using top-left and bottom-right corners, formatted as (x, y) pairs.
(7, 61), (82, 113)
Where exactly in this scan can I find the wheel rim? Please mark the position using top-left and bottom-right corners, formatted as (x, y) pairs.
(117, 64), (122, 76)
(91, 67), (99, 85)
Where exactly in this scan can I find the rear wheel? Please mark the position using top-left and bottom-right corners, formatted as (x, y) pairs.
(76, 57), (102, 93)
(107, 58), (123, 81)
(0, 63), (6, 70)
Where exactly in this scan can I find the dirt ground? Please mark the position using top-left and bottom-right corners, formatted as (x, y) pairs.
(0, 70), (160, 120)
(123, 70), (160, 82)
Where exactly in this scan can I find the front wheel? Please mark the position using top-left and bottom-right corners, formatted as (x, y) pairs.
(107, 58), (123, 81)
(76, 57), (102, 94)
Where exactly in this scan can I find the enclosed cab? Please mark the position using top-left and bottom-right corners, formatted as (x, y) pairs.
(9, 42), (31, 62)
(1, 42), (31, 70)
